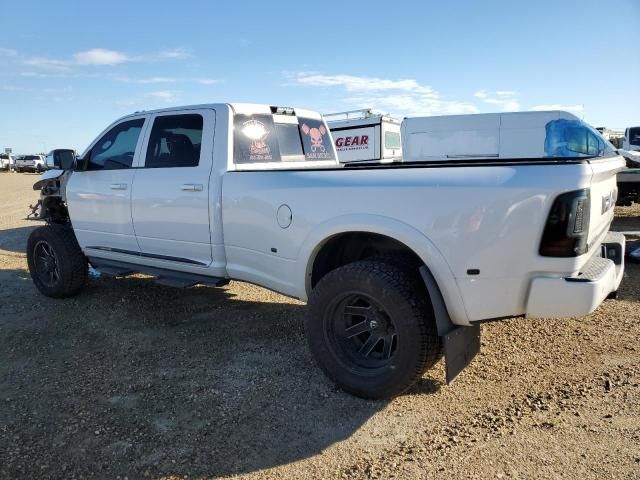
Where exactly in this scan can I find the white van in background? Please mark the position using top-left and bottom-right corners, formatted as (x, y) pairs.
(325, 109), (402, 163)
(402, 110), (612, 162)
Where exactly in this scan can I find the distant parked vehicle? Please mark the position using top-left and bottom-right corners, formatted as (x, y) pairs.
(623, 127), (640, 153)
(0, 153), (14, 170)
(15, 155), (46, 173)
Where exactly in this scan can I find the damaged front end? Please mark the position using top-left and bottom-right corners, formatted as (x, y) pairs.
(28, 169), (72, 224)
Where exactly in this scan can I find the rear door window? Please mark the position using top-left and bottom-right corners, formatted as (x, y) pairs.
(145, 114), (203, 168)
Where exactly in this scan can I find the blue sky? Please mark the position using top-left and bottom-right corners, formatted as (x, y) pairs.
(1, 0), (639, 153)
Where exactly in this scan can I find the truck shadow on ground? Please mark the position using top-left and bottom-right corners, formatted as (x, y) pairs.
(0, 225), (39, 253)
(0, 272), (442, 479)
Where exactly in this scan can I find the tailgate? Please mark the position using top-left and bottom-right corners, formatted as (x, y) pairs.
(586, 155), (626, 249)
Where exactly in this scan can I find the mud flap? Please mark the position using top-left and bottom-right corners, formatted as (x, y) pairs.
(419, 266), (481, 384)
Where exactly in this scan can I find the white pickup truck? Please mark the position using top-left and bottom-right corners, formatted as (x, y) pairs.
(28, 103), (626, 399)
(15, 154), (46, 173)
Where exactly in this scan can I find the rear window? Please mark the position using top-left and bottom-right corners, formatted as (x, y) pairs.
(629, 127), (640, 146)
(24, 155), (40, 160)
(234, 114), (335, 164)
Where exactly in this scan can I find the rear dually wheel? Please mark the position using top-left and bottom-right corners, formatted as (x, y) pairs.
(306, 258), (441, 399)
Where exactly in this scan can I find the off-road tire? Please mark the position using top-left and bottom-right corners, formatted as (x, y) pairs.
(27, 225), (88, 298)
(306, 258), (441, 399)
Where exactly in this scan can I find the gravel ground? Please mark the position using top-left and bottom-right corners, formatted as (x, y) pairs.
(0, 172), (639, 480)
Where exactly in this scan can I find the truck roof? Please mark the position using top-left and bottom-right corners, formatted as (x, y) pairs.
(120, 103), (323, 121)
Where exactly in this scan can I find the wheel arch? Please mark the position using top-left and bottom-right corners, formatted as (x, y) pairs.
(298, 214), (471, 326)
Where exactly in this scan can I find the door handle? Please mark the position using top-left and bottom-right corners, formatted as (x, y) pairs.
(181, 184), (203, 192)
(110, 183), (127, 190)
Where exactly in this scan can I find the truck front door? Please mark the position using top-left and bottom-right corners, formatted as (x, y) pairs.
(66, 116), (148, 254)
(131, 109), (215, 267)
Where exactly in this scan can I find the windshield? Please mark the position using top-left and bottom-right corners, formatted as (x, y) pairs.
(544, 119), (615, 158)
(629, 127), (640, 146)
(24, 155), (40, 160)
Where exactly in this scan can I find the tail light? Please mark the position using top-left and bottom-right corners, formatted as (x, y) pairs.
(539, 189), (590, 257)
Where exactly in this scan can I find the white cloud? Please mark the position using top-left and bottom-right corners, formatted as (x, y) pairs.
(139, 77), (177, 84)
(117, 76), (177, 84)
(146, 91), (179, 103)
(156, 48), (191, 60)
(116, 76), (219, 86)
(291, 72), (438, 96)
(0, 48), (18, 57)
(347, 94), (478, 116)
(23, 56), (72, 71)
(289, 71), (477, 117)
(529, 104), (584, 112)
(73, 48), (130, 65)
(474, 89), (520, 111)
(197, 78), (220, 85)
(16, 47), (191, 71)
(117, 90), (180, 107)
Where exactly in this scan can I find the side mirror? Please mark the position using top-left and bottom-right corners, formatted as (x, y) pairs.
(48, 149), (76, 170)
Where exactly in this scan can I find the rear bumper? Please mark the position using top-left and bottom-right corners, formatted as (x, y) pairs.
(15, 164), (39, 171)
(525, 232), (625, 318)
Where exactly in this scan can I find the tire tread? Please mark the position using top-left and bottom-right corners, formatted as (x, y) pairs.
(306, 257), (441, 399)
(27, 225), (87, 298)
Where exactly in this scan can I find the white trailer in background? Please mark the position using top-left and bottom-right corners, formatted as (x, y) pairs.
(401, 110), (613, 162)
(325, 109), (402, 163)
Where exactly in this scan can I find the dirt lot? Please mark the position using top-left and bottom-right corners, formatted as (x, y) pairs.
(0, 172), (639, 480)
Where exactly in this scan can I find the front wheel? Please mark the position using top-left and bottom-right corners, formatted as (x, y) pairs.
(306, 258), (441, 399)
(27, 225), (88, 298)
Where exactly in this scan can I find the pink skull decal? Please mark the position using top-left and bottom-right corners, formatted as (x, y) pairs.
(301, 123), (326, 153)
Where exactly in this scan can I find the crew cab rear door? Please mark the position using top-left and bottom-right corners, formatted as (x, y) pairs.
(131, 108), (215, 267)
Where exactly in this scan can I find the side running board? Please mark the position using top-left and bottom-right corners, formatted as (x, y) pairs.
(88, 257), (229, 289)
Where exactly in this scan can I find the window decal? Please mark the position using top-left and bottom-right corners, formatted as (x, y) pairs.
(243, 119), (272, 160)
(298, 118), (335, 161)
(234, 114), (281, 164)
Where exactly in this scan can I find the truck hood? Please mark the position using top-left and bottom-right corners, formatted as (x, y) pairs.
(33, 169), (64, 190)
